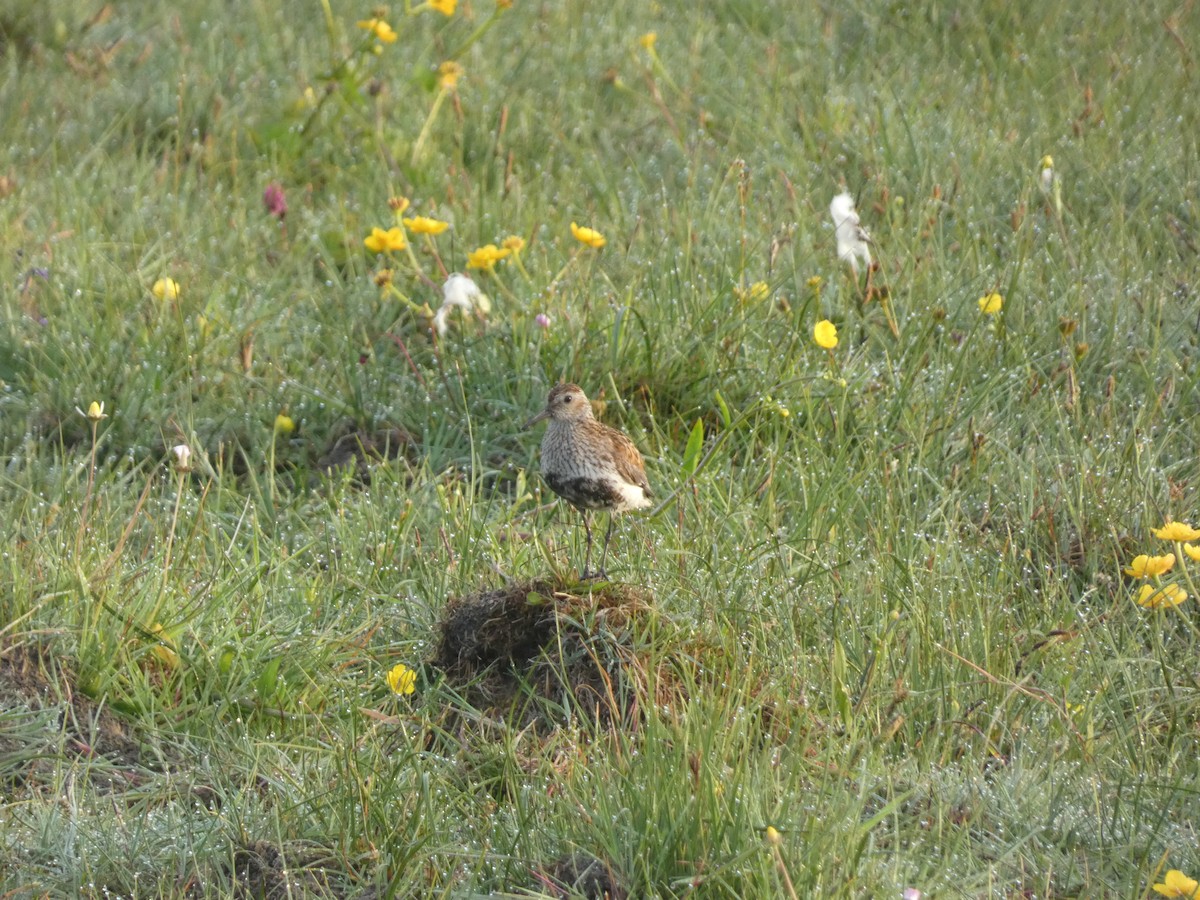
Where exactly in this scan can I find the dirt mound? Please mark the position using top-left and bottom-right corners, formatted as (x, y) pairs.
(430, 576), (676, 732)
(535, 850), (629, 899)
(316, 424), (413, 481)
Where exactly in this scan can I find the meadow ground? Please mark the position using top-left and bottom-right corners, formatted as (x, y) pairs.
(1, 0), (1199, 896)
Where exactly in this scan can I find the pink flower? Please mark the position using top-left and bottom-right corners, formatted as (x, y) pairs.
(535, 313), (551, 329)
(263, 182), (287, 220)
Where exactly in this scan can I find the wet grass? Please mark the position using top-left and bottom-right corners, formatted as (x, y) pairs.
(1, 0), (1199, 896)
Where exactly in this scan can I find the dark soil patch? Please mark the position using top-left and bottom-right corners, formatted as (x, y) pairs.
(430, 576), (680, 733)
(0, 638), (145, 787)
(316, 424), (414, 482)
(207, 840), (352, 900)
(534, 851), (629, 899)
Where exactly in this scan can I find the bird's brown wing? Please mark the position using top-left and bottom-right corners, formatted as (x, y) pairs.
(608, 430), (652, 497)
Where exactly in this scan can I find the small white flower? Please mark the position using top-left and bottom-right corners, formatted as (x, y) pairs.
(170, 444), (192, 472)
(829, 191), (872, 275)
(442, 273), (482, 311)
(433, 273), (489, 336)
(1038, 155), (1055, 196)
(432, 304), (453, 337)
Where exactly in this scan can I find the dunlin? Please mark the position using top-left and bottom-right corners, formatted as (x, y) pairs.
(524, 383), (652, 579)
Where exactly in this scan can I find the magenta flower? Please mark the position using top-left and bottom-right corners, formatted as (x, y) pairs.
(263, 182), (287, 220)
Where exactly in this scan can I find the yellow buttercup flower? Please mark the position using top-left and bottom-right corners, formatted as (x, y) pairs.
(1184, 543), (1200, 562)
(1154, 869), (1200, 898)
(978, 292), (1003, 315)
(387, 662), (417, 695)
(83, 401), (108, 422)
(438, 60), (464, 90)
(429, 0), (457, 15)
(356, 18), (398, 44)
(1153, 521), (1200, 542)
(570, 222), (606, 249)
(807, 275), (823, 292)
(274, 413), (295, 435)
(735, 281), (768, 303)
(403, 216), (451, 236)
(764, 826), (782, 846)
(364, 227), (407, 253)
(502, 235), (526, 253)
(1136, 583), (1188, 609)
(466, 244), (512, 271)
(1124, 553), (1176, 578)
(639, 32), (657, 50)
(148, 623), (180, 669)
(814, 319), (838, 349)
(153, 278), (181, 301)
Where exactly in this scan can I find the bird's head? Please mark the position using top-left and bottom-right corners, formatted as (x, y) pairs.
(523, 383), (593, 429)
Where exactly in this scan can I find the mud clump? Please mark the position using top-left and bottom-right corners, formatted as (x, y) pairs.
(316, 425), (413, 482)
(536, 850), (629, 899)
(430, 576), (672, 732)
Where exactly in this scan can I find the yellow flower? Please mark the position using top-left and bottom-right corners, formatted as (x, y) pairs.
(1153, 521), (1200, 542)
(978, 292), (1003, 315)
(639, 32), (657, 50)
(429, 0), (457, 15)
(735, 281), (769, 303)
(388, 196), (411, 215)
(1154, 870), (1200, 898)
(152, 278), (181, 301)
(1136, 583), (1188, 609)
(1124, 553), (1176, 578)
(403, 216), (451, 236)
(387, 662), (417, 695)
(570, 221), (606, 249)
(274, 413), (295, 435)
(148, 623), (180, 669)
(466, 244), (512, 271)
(814, 319), (838, 349)
(83, 401), (108, 422)
(764, 826), (782, 846)
(438, 60), (464, 90)
(502, 235), (526, 253)
(356, 18), (398, 43)
(1184, 543), (1200, 562)
(364, 227), (407, 253)
(807, 275), (823, 292)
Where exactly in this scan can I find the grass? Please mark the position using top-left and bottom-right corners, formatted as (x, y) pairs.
(1, 0), (1199, 895)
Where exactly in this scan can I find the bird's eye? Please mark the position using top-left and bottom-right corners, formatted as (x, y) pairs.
(562, 396), (572, 403)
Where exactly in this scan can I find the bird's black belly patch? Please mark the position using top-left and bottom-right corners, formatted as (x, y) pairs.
(544, 474), (620, 510)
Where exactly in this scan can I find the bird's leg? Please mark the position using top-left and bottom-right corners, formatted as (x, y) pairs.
(580, 510), (594, 579)
(595, 514), (615, 580)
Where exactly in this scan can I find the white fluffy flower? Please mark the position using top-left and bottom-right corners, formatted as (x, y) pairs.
(170, 443), (192, 472)
(433, 273), (490, 336)
(830, 191), (871, 275)
(443, 273), (481, 310)
(1038, 155), (1055, 196)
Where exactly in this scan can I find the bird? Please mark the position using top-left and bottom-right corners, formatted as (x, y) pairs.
(524, 383), (652, 579)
